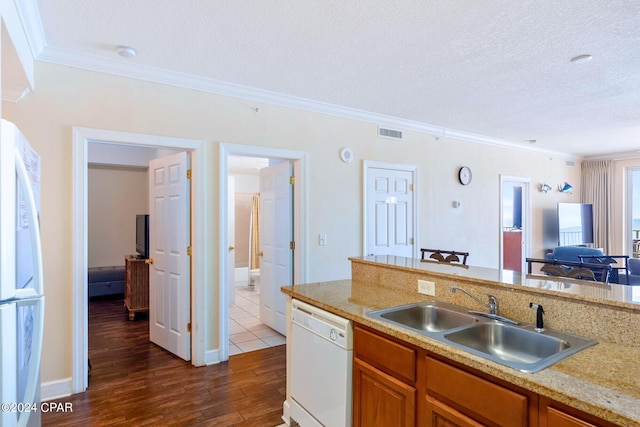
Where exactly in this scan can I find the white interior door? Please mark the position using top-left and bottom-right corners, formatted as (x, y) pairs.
(149, 151), (191, 361)
(365, 164), (415, 257)
(228, 177), (236, 305)
(259, 161), (292, 335)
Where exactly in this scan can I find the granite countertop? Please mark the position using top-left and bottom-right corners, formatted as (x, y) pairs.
(281, 278), (640, 426)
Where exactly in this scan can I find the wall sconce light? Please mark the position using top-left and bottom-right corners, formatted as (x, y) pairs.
(559, 182), (573, 193)
(540, 183), (552, 193)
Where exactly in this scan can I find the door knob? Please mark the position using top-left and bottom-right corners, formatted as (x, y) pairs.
(229, 246), (235, 251)
(259, 251), (264, 257)
(145, 258), (154, 264)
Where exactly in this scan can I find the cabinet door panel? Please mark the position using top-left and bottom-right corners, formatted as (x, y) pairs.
(426, 396), (484, 427)
(354, 358), (415, 427)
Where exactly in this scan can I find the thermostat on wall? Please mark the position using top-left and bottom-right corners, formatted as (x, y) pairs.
(340, 147), (353, 163)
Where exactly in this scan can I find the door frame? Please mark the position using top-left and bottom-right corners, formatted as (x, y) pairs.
(499, 175), (531, 272)
(625, 167), (640, 257)
(72, 128), (209, 394)
(362, 160), (418, 258)
(219, 143), (307, 361)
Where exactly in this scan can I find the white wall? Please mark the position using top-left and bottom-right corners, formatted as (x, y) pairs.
(88, 165), (148, 267)
(2, 61), (580, 387)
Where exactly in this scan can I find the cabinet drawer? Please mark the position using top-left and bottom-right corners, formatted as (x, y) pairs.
(540, 397), (617, 427)
(355, 325), (416, 383)
(546, 407), (599, 427)
(426, 356), (529, 426)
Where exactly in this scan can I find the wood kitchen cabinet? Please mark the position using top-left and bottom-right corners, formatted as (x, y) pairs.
(354, 358), (415, 427)
(124, 255), (149, 320)
(354, 325), (416, 427)
(353, 323), (615, 427)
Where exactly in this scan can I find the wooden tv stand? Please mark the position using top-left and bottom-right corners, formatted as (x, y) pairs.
(124, 255), (149, 320)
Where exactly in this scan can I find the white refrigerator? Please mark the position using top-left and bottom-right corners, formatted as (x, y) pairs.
(0, 120), (45, 427)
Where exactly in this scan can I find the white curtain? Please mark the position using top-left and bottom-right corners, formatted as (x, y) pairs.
(581, 160), (613, 253)
(249, 194), (261, 270)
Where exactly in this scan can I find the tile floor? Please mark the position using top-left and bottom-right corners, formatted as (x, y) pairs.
(229, 284), (286, 355)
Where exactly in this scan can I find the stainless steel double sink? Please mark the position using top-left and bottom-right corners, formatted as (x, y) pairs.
(367, 301), (597, 373)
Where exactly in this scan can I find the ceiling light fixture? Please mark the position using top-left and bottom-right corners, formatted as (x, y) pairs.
(116, 45), (137, 58)
(525, 139), (537, 144)
(570, 54), (592, 63)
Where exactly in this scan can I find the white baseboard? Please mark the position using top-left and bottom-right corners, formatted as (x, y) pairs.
(281, 399), (291, 426)
(41, 377), (73, 401)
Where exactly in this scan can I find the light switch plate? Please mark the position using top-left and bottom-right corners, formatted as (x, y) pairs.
(418, 279), (436, 296)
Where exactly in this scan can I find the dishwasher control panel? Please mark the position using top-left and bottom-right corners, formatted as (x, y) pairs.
(291, 299), (352, 349)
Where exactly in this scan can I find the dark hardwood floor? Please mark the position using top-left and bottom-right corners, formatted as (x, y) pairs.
(42, 297), (286, 426)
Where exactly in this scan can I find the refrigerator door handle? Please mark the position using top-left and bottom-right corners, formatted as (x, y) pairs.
(14, 147), (43, 298)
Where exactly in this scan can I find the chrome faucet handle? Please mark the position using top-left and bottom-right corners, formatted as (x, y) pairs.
(481, 292), (499, 315)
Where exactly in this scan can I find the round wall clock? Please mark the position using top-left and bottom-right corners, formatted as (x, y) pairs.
(458, 166), (472, 185)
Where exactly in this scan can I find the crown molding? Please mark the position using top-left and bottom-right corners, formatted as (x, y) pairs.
(14, 0), (46, 57)
(38, 45), (582, 161)
(1, 84), (31, 103)
(442, 128), (576, 160)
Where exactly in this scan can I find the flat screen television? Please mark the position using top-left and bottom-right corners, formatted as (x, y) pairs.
(136, 214), (150, 258)
(557, 203), (594, 246)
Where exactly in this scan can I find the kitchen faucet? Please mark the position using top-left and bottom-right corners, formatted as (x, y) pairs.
(450, 286), (499, 315)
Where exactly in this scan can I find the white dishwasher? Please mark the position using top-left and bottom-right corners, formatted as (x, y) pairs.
(290, 299), (353, 427)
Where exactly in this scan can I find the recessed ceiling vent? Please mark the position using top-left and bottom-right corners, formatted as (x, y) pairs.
(378, 127), (403, 140)
(565, 160), (576, 167)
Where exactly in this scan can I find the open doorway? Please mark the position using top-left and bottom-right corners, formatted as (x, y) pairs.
(626, 168), (640, 303)
(500, 175), (531, 272)
(627, 168), (640, 258)
(219, 143), (307, 362)
(86, 148), (152, 374)
(72, 128), (208, 394)
(227, 155), (287, 355)
(87, 145), (190, 368)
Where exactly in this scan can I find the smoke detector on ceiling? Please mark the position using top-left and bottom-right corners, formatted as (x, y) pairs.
(116, 46), (137, 58)
(570, 54), (592, 63)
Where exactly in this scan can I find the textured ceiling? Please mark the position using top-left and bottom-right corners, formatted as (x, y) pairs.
(24, 1), (640, 158)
